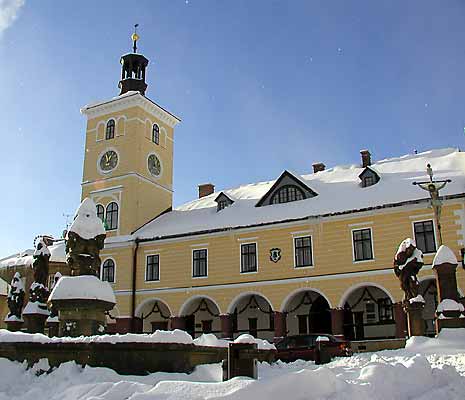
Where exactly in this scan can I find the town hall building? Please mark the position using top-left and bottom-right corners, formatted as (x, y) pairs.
(2, 34), (465, 342)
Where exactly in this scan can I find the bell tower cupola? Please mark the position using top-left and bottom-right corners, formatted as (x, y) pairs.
(119, 24), (149, 96)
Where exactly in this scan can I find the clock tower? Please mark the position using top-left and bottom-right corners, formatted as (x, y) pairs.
(80, 31), (180, 237)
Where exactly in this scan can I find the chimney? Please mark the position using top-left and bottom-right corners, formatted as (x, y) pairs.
(312, 162), (325, 173)
(198, 183), (215, 198)
(360, 149), (371, 167)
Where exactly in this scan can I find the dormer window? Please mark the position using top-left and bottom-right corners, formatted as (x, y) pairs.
(271, 185), (305, 204)
(215, 192), (234, 212)
(256, 171), (317, 207)
(359, 167), (380, 188)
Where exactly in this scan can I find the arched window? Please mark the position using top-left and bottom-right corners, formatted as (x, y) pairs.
(102, 259), (115, 283)
(271, 185), (305, 204)
(152, 124), (160, 144)
(105, 202), (118, 230)
(106, 119), (115, 140)
(96, 204), (105, 222)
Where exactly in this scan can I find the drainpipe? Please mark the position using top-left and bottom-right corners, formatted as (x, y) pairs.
(131, 237), (140, 333)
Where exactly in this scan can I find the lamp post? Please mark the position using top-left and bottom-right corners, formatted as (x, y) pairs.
(413, 164), (451, 246)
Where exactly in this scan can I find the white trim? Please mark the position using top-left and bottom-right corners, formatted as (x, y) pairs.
(145, 253), (160, 282)
(192, 248), (208, 279)
(237, 237), (259, 242)
(290, 229), (313, 236)
(227, 291), (275, 314)
(114, 264), (434, 297)
(89, 185), (124, 195)
(96, 147), (120, 176)
(411, 218), (438, 255)
(82, 172), (173, 193)
(190, 243), (209, 248)
(280, 287), (332, 311)
(240, 242), (258, 274)
(338, 282), (396, 308)
(178, 294), (221, 316)
(409, 213), (433, 220)
(351, 226), (375, 263)
(115, 115), (127, 137)
(81, 92), (180, 128)
(101, 257), (116, 285)
(144, 248), (162, 253)
(293, 234), (314, 269)
(348, 221), (373, 227)
(134, 297), (172, 318)
(105, 201), (120, 233)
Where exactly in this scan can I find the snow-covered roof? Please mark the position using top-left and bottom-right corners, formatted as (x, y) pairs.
(0, 241), (66, 269)
(132, 148), (465, 242)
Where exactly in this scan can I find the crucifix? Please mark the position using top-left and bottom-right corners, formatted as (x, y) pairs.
(413, 164), (451, 246)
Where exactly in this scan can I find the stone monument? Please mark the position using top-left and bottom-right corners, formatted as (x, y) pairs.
(393, 238), (425, 336)
(46, 271), (62, 337)
(48, 198), (116, 336)
(23, 236), (51, 333)
(432, 245), (465, 332)
(5, 272), (25, 331)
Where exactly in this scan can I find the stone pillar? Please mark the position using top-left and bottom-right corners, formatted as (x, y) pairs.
(220, 314), (233, 339)
(273, 311), (287, 340)
(433, 250), (465, 332)
(394, 302), (407, 338)
(23, 314), (48, 334)
(405, 301), (425, 337)
(5, 319), (23, 332)
(46, 320), (59, 338)
(170, 316), (186, 331)
(330, 308), (344, 339)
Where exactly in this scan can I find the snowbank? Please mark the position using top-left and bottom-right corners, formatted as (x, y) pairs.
(437, 299), (465, 313)
(49, 275), (116, 304)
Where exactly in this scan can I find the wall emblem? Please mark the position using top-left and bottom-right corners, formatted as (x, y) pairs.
(270, 248), (282, 263)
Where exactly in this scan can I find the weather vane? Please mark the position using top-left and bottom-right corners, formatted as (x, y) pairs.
(132, 24), (140, 53)
(413, 164), (451, 246)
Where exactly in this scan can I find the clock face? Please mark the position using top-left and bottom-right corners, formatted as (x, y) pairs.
(99, 150), (118, 172)
(148, 154), (161, 177)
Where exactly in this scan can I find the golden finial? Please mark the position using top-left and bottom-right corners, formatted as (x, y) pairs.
(132, 24), (139, 53)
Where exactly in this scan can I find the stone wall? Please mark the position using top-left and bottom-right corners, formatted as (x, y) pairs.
(0, 341), (275, 375)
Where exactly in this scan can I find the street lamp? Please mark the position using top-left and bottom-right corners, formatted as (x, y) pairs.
(413, 164), (451, 246)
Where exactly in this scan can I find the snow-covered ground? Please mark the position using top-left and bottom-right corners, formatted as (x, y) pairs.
(0, 329), (464, 399)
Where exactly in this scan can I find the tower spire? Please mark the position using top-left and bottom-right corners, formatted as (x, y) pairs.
(118, 25), (149, 96)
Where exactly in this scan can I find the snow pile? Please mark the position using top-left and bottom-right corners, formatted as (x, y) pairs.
(437, 299), (465, 312)
(67, 198), (105, 240)
(0, 329), (464, 399)
(49, 276), (116, 304)
(234, 334), (276, 350)
(409, 294), (425, 304)
(395, 238), (424, 270)
(193, 333), (228, 347)
(433, 245), (458, 266)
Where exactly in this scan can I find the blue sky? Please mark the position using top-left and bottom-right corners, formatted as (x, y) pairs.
(1, 0), (465, 256)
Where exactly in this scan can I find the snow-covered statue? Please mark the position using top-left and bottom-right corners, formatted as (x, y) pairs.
(393, 238), (424, 301)
(65, 198), (106, 276)
(7, 272), (25, 320)
(48, 272), (62, 319)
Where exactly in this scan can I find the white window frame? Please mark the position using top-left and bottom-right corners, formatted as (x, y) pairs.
(411, 219), (438, 255)
(101, 257), (116, 284)
(192, 248), (208, 279)
(145, 253), (160, 282)
(351, 227), (375, 263)
(293, 234), (314, 269)
(105, 201), (120, 232)
(240, 242), (258, 274)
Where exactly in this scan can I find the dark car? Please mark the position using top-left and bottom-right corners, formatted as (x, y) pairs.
(275, 334), (352, 362)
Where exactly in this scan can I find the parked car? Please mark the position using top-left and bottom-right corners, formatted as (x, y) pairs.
(275, 334), (352, 362)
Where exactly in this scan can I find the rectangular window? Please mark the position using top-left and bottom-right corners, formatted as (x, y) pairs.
(414, 220), (436, 254)
(146, 255), (160, 281)
(241, 243), (257, 273)
(294, 236), (313, 267)
(365, 302), (376, 322)
(192, 249), (208, 277)
(378, 298), (393, 322)
(353, 228), (373, 261)
(248, 318), (258, 337)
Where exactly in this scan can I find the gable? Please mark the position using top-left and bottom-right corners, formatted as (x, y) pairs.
(358, 167), (380, 187)
(214, 192), (234, 211)
(256, 171), (318, 207)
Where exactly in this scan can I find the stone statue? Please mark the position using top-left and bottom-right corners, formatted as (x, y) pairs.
(65, 198), (106, 276)
(393, 238), (424, 301)
(7, 272), (25, 320)
(48, 272), (62, 319)
(32, 236), (51, 286)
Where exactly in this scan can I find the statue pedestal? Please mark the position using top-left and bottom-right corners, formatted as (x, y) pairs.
(51, 299), (115, 337)
(404, 300), (425, 337)
(5, 318), (23, 332)
(46, 318), (59, 337)
(435, 310), (465, 332)
(23, 313), (48, 334)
